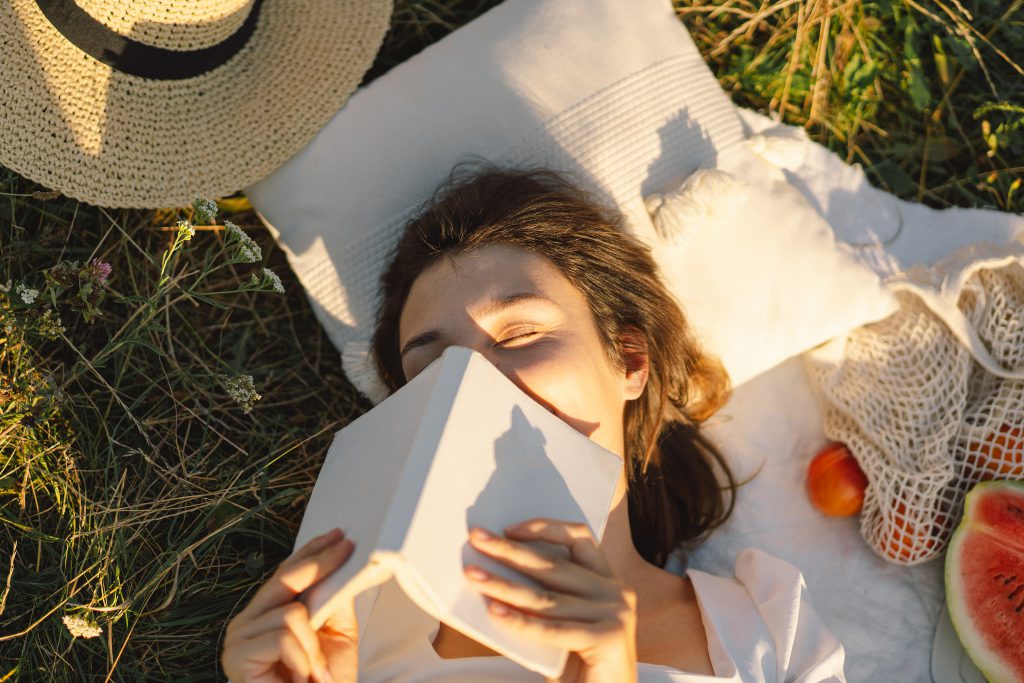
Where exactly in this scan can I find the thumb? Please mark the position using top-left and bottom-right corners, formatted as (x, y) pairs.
(319, 598), (360, 681)
(320, 630), (358, 682)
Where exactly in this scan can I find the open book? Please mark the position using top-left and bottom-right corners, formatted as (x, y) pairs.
(293, 345), (623, 678)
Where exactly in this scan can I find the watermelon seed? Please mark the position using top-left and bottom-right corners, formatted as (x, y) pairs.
(995, 572), (1006, 581)
(1016, 600), (1024, 614)
(1005, 575), (1018, 585)
(1009, 584), (1024, 600)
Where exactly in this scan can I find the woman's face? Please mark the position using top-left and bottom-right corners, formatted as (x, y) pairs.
(398, 244), (648, 457)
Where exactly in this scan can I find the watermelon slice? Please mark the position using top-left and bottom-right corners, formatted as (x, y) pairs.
(945, 480), (1024, 683)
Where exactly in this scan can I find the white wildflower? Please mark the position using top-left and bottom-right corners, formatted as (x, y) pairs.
(0, 279), (11, 293)
(219, 373), (261, 414)
(15, 283), (39, 305)
(264, 268), (284, 293)
(225, 220), (262, 263)
(192, 197), (218, 223)
(62, 613), (103, 639)
(251, 267), (284, 294)
(176, 219), (196, 240)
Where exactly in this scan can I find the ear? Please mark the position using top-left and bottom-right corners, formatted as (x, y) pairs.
(619, 329), (650, 401)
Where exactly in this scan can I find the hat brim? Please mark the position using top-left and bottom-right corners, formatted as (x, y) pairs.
(0, 0), (392, 208)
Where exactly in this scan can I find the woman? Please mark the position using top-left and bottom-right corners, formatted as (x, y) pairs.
(221, 166), (846, 683)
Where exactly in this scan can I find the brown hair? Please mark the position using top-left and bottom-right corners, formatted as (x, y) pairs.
(371, 164), (736, 567)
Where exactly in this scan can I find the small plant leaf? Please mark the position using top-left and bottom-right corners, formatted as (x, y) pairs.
(903, 17), (933, 112)
(187, 292), (232, 310)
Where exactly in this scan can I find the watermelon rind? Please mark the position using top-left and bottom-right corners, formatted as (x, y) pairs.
(944, 479), (1024, 683)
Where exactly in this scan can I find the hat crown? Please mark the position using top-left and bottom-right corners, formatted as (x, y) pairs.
(74, 0), (255, 51)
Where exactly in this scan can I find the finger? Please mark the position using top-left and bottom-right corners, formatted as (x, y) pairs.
(468, 528), (600, 597)
(316, 594), (360, 681)
(319, 596), (360, 644)
(232, 602), (298, 641)
(482, 597), (624, 652)
(236, 629), (313, 683)
(241, 535), (353, 620)
(230, 603), (333, 682)
(222, 641), (289, 683)
(281, 603), (334, 683)
(464, 564), (606, 622)
(319, 625), (360, 683)
(287, 528), (346, 565)
(244, 536), (355, 619)
(503, 519), (612, 577)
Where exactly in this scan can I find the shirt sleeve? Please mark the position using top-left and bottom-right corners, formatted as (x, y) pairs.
(734, 549), (847, 683)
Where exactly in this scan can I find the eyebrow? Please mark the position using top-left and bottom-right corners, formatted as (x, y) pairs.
(400, 292), (555, 358)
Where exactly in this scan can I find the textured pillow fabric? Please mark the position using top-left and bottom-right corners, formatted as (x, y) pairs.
(243, 0), (747, 402)
(733, 108), (1024, 276)
(644, 168), (899, 389)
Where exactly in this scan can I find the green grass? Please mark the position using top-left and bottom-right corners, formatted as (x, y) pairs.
(1, 0), (1021, 680)
(677, 0), (1023, 210)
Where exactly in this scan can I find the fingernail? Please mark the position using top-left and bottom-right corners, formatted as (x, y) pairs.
(470, 527), (492, 541)
(465, 565), (488, 581)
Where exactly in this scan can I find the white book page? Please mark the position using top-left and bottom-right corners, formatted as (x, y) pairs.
(294, 356), (444, 629)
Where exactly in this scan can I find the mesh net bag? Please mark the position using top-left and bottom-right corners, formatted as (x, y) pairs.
(804, 242), (1024, 565)
(958, 266), (1024, 483)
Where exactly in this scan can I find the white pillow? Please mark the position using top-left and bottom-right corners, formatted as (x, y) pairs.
(644, 168), (898, 389)
(243, 0), (747, 402)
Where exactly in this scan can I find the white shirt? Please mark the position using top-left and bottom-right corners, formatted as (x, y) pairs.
(355, 548), (846, 682)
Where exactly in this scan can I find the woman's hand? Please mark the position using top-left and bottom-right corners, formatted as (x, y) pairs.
(221, 528), (359, 683)
(464, 518), (638, 683)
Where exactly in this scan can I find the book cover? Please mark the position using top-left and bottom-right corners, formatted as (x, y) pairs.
(293, 346), (623, 677)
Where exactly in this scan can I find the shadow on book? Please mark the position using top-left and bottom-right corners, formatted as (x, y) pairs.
(464, 405), (581, 574)
(291, 346), (622, 678)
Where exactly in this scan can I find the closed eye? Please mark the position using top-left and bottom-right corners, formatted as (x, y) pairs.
(496, 329), (541, 347)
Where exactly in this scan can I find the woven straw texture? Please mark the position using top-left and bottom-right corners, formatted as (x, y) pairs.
(805, 243), (1024, 565)
(0, 0), (392, 208)
(75, 0), (252, 50)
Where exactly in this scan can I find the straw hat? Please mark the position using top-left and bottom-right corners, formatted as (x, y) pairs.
(0, 0), (393, 208)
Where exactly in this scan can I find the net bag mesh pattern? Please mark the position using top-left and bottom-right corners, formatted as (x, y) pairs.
(804, 248), (1024, 565)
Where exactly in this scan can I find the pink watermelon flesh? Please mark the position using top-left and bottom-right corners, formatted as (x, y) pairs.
(946, 481), (1024, 683)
